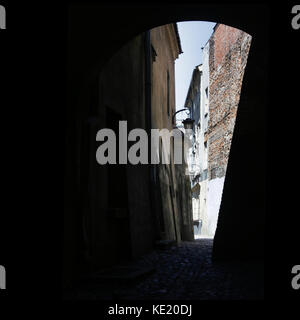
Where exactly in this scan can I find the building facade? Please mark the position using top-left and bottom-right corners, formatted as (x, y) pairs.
(64, 23), (193, 287)
(207, 24), (252, 237)
(185, 24), (251, 238)
(151, 24), (194, 243)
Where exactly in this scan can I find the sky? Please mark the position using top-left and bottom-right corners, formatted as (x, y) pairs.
(175, 21), (216, 119)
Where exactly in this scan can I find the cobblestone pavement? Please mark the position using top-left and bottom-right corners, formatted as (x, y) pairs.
(65, 239), (264, 300)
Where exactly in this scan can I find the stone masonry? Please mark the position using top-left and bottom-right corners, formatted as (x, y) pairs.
(208, 24), (252, 179)
(64, 239), (264, 300)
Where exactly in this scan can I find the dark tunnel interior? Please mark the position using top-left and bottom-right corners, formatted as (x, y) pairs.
(64, 4), (267, 299)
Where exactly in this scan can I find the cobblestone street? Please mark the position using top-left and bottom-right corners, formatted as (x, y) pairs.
(65, 239), (264, 300)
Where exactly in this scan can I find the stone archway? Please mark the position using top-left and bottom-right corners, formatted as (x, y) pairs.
(65, 3), (267, 287)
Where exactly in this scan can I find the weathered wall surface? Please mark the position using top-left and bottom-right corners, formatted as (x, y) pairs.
(202, 25), (252, 237)
(151, 24), (193, 242)
(151, 24), (178, 131)
(208, 24), (252, 179)
(151, 24), (180, 242)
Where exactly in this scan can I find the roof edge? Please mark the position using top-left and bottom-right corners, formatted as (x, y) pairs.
(173, 22), (183, 54)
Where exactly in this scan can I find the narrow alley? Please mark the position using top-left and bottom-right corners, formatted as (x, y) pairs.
(66, 6), (267, 300)
(65, 239), (264, 300)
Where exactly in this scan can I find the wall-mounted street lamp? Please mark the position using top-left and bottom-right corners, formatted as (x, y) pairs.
(182, 118), (195, 131)
(172, 108), (195, 130)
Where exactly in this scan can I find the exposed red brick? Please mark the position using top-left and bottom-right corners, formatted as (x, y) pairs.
(208, 25), (251, 179)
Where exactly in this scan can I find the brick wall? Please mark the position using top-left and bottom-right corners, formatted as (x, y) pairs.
(208, 24), (251, 180)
